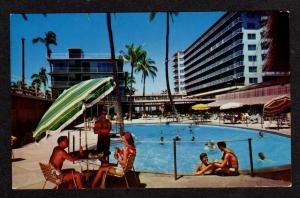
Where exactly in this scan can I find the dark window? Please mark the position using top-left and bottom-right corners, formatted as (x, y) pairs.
(248, 45), (256, 51)
(248, 56), (257, 62)
(247, 33), (256, 40)
(249, 66), (257, 73)
(262, 54), (267, 61)
(247, 23), (256, 29)
(249, 77), (258, 84)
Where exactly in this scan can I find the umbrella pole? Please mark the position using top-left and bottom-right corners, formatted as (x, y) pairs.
(84, 108), (89, 171)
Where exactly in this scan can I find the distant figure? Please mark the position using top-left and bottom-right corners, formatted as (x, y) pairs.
(258, 152), (265, 160)
(166, 122), (170, 125)
(258, 131), (264, 138)
(212, 141), (239, 176)
(257, 152), (275, 163)
(191, 136), (195, 141)
(208, 140), (216, 150)
(174, 134), (181, 141)
(160, 136), (164, 144)
(49, 136), (83, 188)
(195, 153), (215, 176)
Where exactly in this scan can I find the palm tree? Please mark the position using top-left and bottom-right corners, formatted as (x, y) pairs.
(135, 51), (158, 113)
(136, 51), (157, 97)
(149, 12), (179, 121)
(31, 67), (48, 92)
(124, 71), (136, 94)
(32, 31), (57, 58)
(106, 13), (124, 133)
(122, 44), (144, 120)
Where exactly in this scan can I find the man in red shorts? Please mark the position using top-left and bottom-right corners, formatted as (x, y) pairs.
(93, 109), (112, 161)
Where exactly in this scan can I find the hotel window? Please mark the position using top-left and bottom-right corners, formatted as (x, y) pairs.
(248, 44), (256, 51)
(249, 77), (258, 84)
(247, 33), (256, 40)
(249, 66), (257, 73)
(179, 58), (184, 61)
(248, 55), (257, 62)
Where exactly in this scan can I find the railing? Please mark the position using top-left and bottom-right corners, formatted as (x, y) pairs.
(185, 48), (244, 82)
(185, 61), (244, 87)
(186, 72), (243, 92)
(49, 53), (122, 59)
(185, 12), (237, 55)
(185, 37), (243, 75)
(185, 18), (242, 65)
(216, 84), (290, 100)
(52, 67), (124, 74)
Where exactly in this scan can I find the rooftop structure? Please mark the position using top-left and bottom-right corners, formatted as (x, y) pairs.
(48, 48), (125, 98)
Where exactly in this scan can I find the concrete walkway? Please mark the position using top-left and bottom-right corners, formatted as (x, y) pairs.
(12, 118), (291, 189)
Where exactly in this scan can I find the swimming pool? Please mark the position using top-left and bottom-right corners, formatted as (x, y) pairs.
(108, 124), (291, 174)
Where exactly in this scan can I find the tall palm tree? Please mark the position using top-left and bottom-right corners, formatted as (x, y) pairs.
(31, 67), (48, 92)
(122, 44), (144, 120)
(149, 12), (179, 121)
(106, 13), (124, 133)
(32, 31), (57, 58)
(135, 51), (158, 113)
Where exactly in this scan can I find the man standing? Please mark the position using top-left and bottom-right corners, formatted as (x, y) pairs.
(49, 136), (83, 188)
(94, 109), (112, 160)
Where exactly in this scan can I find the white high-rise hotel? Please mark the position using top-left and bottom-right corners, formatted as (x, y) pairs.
(172, 12), (282, 98)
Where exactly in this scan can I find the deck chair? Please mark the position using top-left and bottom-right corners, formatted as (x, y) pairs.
(102, 152), (138, 188)
(39, 162), (77, 189)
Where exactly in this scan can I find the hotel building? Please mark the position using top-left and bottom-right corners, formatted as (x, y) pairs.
(181, 12), (279, 98)
(48, 48), (125, 99)
(172, 51), (186, 95)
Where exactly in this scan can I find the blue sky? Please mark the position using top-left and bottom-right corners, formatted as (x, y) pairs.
(10, 12), (224, 94)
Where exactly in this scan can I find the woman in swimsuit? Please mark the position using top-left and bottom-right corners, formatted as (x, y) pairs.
(92, 132), (136, 189)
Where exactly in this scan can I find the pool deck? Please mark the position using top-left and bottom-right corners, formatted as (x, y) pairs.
(12, 117), (291, 189)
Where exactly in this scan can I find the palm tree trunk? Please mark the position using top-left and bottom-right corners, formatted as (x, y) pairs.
(165, 12), (178, 121)
(129, 63), (134, 120)
(143, 74), (146, 114)
(106, 13), (124, 133)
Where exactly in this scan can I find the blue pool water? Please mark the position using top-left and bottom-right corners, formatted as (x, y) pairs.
(109, 124), (291, 174)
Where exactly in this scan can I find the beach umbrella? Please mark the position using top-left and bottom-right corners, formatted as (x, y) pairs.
(220, 102), (243, 110)
(191, 103), (210, 111)
(33, 77), (114, 141)
(263, 95), (290, 116)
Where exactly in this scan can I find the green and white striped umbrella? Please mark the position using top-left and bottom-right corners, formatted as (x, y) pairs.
(33, 77), (114, 141)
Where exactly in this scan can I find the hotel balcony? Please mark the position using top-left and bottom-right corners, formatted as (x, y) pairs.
(185, 12), (237, 55)
(185, 39), (243, 76)
(185, 28), (243, 70)
(185, 16), (242, 62)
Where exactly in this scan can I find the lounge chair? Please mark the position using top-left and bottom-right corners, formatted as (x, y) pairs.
(39, 162), (77, 189)
(101, 152), (138, 188)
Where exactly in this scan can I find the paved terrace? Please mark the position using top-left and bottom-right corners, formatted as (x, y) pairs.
(12, 117), (291, 189)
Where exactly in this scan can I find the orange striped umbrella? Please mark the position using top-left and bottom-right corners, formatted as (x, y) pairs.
(263, 95), (290, 116)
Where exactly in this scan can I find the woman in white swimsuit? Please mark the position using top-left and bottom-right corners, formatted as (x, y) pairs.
(92, 132), (136, 189)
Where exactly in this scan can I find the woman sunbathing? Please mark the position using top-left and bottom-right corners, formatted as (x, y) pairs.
(92, 132), (136, 189)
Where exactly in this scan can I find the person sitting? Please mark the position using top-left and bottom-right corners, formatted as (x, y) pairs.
(195, 153), (215, 175)
(212, 141), (239, 176)
(49, 136), (83, 189)
(92, 132), (136, 189)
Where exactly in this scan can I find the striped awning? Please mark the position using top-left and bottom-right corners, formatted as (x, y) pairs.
(33, 77), (114, 141)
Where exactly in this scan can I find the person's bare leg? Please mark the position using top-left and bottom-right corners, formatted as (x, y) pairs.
(92, 167), (108, 188)
(62, 172), (83, 189)
(100, 166), (116, 189)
